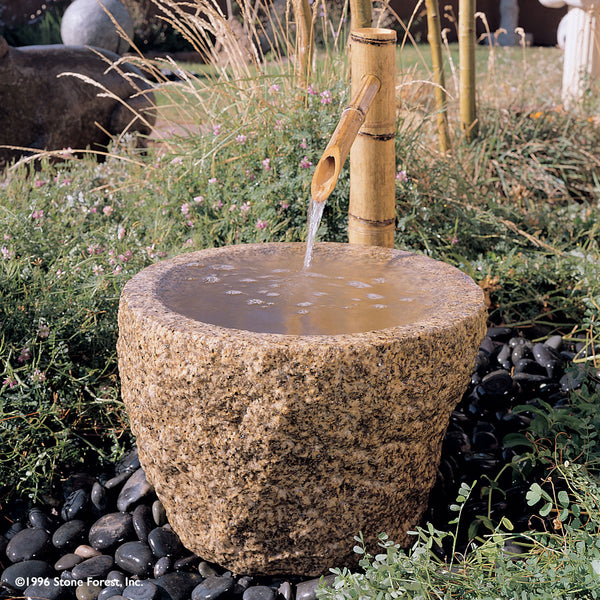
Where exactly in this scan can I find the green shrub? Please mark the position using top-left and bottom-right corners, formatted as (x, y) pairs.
(318, 381), (600, 600)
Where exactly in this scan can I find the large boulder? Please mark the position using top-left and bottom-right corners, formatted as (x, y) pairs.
(0, 36), (155, 167)
(118, 242), (487, 576)
(61, 0), (134, 55)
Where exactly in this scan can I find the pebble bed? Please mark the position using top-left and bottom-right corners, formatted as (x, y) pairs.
(1, 326), (598, 600)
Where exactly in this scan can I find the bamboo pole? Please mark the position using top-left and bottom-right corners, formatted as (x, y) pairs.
(425, 0), (451, 152)
(292, 0), (313, 89)
(348, 28), (397, 247)
(459, 0), (478, 141)
(350, 0), (373, 30)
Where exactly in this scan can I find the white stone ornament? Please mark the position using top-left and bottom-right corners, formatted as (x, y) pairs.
(540, 0), (600, 106)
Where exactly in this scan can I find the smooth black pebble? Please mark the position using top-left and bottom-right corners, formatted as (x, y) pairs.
(155, 572), (204, 600)
(148, 526), (183, 557)
(5, 527), (51, 562)
(52, 519), (88, 549)
(117, 469), (153, 512)
(89, 512), (135, 551)
(115, 541), (154, 577)
(191, 575), (235, 600)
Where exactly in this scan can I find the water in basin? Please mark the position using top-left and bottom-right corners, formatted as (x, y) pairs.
(158, 245), (435, 335)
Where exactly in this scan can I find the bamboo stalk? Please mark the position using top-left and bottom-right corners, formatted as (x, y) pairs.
(425, 0), (451, 152)
(459, 0), (478, 141)
(292, 0), (313, 89)
(348, 28), (397, 248)
(311, 74), (381, 204)
(350, 0), (373, 30)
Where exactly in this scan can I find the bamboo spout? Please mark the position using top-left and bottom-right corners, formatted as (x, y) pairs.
(309, 28), (396, 248)
(311, 74), (380, 205)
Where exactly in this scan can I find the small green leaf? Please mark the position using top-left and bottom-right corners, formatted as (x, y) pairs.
(539, 502), (553, 517)
(526, 483), (543, 505)
(560, 508), (569, 521)
(353, 546), (364, 554)
(558, 490), (569, 507)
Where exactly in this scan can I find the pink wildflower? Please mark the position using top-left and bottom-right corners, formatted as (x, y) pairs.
(103, 206), (113, 216)
(32, 369), (46, 383)
(181, 203), (190, 216)
(117, 226), (126, 240)
(213, 124), (222, 136)
(208, 177), (217, 184)
(307, 84), (317, 95)
(320, 90), (332, 104)
(299, 156), (313, 169)
(256, 219), (268, 230)
(171, 157), (183, 165)
(2, 378), (17, 389)
(300, 138), (308, 149)
(34, 180), (47, 188)
(18, 347), (31, 363)
(31, 210), (44, 220)
(193, 196), (204, 203)
(269, 84), (280, 93)
(241, 202), (251, 214)
(396, 169), (408, 183)
(236, 134), (247, 145)
(93, 264), (104, 275)
(1, 246), (14, 259)
(262, 158), (271, 171)
(279, 201), (290, 209)
(38, 322), (50, 338)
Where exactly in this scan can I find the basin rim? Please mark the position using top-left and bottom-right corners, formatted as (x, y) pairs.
(119, 241), (486, 344)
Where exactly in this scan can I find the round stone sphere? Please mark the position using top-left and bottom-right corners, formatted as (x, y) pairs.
(61, 0), (134, 55)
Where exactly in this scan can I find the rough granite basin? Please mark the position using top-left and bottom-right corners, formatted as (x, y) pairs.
(117, 242), (487, 576)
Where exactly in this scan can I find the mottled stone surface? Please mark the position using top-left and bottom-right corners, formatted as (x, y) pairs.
(117, 242), (487, 576)
(0, 36), (155, 167)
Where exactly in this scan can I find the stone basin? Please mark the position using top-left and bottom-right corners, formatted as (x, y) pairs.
(117, 242), (487, 576)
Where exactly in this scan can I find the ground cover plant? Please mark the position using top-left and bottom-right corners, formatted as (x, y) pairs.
(1, 0), (600, 595)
